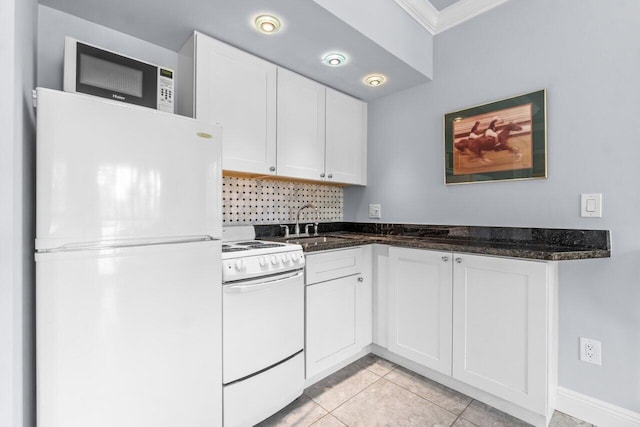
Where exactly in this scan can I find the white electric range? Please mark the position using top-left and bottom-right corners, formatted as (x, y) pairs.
(222, 226), (304, 283)
(221, 226), (305, 427)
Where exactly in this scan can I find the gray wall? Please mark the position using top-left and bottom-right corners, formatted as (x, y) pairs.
(38, 5), (178, 91)
(1, 0), (37, 426)
(345, 0), (640, 412)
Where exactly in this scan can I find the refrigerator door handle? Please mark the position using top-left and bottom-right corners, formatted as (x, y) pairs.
(39, 235), (218, 253)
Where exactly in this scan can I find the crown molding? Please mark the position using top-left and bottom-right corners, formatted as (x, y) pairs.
(394, 0), (510, 34)
(393, 0), (439, 33)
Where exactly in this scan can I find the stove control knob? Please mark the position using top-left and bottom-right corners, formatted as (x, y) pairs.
(258, 256), (267, 268)
(234, 259), (244, 271)
(270, 255), (279, 266)
(292, 253), (300, 263)
(281, 254), (290, 263)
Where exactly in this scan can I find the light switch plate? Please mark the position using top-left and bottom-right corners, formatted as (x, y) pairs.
(581, 193), (602, 218)
(369, 204), (381, 219)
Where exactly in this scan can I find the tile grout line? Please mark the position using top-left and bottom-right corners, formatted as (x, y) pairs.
(303, 362), (387, 417)
(325, 374), (387, 422)
(448, 399), (476, 427)
(305, 358), (481, 427)
(308, 413), (346, 427)
(378, 365), (468, 421)
(332, 374), (386, 411)
(327, 362), (464, 426)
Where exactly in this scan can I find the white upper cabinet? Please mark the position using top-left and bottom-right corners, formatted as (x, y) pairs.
(178, 32), (277, 175)
(277, 73), (367, 185)
(276, 68), (326, 181)
(325, 88), (367, 185)
(179, 32), (367, 185)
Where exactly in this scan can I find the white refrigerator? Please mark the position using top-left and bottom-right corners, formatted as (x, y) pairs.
(35, 88), (223, 427)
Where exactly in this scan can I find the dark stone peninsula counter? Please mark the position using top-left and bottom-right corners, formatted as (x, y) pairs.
(256, 223), (611, 261)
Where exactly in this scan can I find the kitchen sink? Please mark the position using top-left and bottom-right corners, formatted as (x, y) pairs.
(285, 236), (349, 245)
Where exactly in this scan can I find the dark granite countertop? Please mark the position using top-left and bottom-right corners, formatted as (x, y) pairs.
(257, 223), (611, 261)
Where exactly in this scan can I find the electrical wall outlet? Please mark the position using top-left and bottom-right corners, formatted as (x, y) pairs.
(579, 337), (602, 365)
(368, 204), (381, 219)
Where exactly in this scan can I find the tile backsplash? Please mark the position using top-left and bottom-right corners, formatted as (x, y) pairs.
(222, 176), (343, 225)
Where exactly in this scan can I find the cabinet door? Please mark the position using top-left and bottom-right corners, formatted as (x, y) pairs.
(325, 88), (367, 185)
(388, 247), (453, 375)
(276, 68), (326, 181)
(194, 33), (277, 175)
(306, 274), (369, 379)
(452, 253), (549, 413)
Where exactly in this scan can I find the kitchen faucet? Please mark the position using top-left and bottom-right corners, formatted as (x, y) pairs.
(294, 203), (319, 236)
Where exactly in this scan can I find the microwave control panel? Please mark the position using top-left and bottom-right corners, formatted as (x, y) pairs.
(157, 68), (175, 113)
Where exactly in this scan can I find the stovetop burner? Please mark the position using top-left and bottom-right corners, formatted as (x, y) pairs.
(235, 241), (284, 246)
(222, 226), (301, 261)
(222, 240), (291, 256)
(222, 245), (249, 253)
(249, 243), (285, 248)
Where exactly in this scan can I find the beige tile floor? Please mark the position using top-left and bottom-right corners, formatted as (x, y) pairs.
(256, 354), (594, 427)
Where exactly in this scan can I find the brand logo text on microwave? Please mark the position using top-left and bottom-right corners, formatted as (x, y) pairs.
(112, 94), (126, 101)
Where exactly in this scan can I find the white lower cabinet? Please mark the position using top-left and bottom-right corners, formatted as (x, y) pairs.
(305, 247), (372, 380)
(302, 245), (557, 426)
(388, 247), (452, 375)
(452, 253), (554, 415)
(385, 249), (557, 426)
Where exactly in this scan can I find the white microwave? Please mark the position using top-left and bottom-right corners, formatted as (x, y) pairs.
(63, 37), (174, 113)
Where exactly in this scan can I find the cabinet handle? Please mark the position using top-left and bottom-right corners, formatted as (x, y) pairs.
(442, 256), (449, 262)
(327, 173), (333, 179)
(455, 257), (463, 263)
(269, 166), (276, 172)
(320, 172), (326, 178)
(357, 277), (364, 282)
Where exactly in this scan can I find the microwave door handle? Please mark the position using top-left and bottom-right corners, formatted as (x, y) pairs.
(224, 270), (303, 294)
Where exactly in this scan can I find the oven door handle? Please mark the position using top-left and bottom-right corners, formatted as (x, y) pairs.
(224, 270), (304, 294)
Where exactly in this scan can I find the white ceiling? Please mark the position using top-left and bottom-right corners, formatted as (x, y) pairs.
(38, 0), (507, 101)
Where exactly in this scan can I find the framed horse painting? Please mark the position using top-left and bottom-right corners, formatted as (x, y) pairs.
(444, 89), (547, 185)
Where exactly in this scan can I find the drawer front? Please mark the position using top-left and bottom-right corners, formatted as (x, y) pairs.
(224, 352), (304, 427)
(305, 247), (363, 284)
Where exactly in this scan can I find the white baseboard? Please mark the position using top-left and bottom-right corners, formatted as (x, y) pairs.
(556, 387), (640, 427)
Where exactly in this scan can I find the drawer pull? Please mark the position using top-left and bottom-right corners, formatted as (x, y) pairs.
(442, 256), (449, 262)
(357, 276), (364, 282)
(455, 257), (463, 264)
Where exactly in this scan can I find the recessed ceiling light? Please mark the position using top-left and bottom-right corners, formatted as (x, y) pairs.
(322, 53), (347, 67)
(364, 74), (386, 87)
(254, 15), (281, 34)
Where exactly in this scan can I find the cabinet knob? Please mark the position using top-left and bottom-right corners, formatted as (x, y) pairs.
(442, 256), (449, 262)
(269, 166), (276, 172)
(357, 276), (364, 282)
(455, 257), (463, 263)
(320, 172), (326, 178)
(327, 173), (333, 179)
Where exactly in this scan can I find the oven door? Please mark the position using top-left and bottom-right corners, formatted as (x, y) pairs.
(223, 269), (304, 384)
